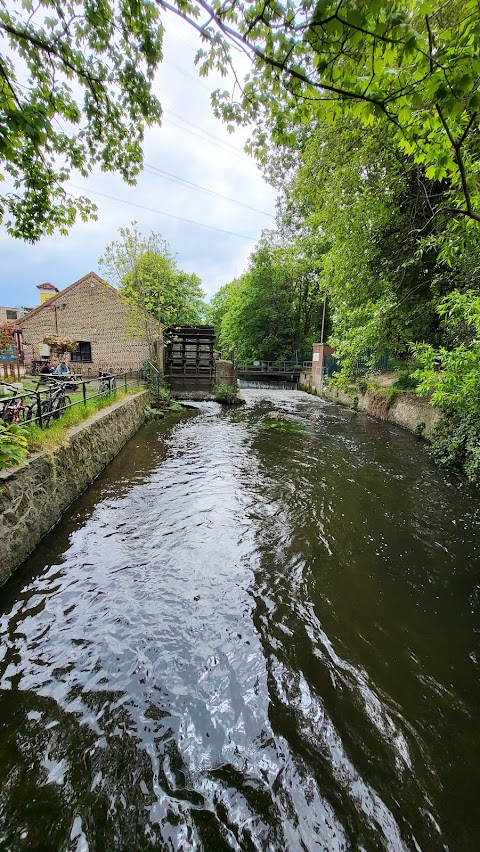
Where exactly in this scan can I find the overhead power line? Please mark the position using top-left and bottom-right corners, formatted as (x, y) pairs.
(164, 58), (212, 91)
(143, 163), (274, 217)
(164, 108), (245, 155)
(68, 184), (259, 240)
(162, 115), (249, 161)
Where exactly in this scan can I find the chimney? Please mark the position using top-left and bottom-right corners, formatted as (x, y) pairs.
(37, 282), (59, 305)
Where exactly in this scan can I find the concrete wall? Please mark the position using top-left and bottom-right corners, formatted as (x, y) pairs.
(299, 371), (322, 395)
(0, 390), (149, 585)
(300, 371), (440, 436)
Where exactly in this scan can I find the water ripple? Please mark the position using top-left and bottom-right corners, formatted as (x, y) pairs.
(0, 391), (479, 850)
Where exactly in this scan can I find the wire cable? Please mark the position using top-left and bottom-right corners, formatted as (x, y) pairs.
(68, 184), (260, 240)
(163, 58), (212, 91)
(164, 108), (245, 154)
(143, 164), (274, 217)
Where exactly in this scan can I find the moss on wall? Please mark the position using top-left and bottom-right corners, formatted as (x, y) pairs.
(0, 391), (149, 584)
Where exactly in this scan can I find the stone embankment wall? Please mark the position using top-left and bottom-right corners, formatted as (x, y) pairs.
(0, 390), (149, 585)
(299, 372), (441, 437)
(215, 359), (237, 388)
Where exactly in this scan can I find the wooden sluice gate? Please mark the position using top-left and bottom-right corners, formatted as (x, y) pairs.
(164, 325), (215, 394)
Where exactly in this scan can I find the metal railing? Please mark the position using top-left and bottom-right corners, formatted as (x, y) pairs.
(237, 360), (303, 373)
(0, 370), (146, 430)
(145, 360), (168, 401)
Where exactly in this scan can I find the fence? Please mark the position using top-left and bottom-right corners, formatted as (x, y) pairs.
(323, 349), (389, 379)
(0, 370), (146, 430)
(237, 361), (304, 373)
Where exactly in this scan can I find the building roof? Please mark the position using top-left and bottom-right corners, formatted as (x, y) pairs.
(15, 272), (114, 326)
(14, 271), (164, 334)
(36, 282), (59, 292)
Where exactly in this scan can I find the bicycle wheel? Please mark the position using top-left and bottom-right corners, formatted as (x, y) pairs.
(24, 400), (41, 425)
(40, 400), (53, 427)
(0, 403), (12, 425)
(53, 395), (71, 420)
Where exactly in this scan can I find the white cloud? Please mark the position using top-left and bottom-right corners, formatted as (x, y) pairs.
(0, 13), (277, 309)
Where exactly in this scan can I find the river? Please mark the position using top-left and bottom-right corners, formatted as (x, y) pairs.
(0, 389), (479, 851)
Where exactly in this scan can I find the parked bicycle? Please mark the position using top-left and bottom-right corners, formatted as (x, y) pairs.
(40, 379), (73, 425)
(98, 372), (116, 394)
(0, 383), (36, 425)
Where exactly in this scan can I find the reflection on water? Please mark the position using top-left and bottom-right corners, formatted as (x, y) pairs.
(0, 390), (479, 851)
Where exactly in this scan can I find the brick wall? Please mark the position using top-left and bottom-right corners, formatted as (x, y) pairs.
(17, 273), (163, 375)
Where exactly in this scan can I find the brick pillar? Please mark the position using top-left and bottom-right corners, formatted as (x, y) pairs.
(312, 343), (334, 376)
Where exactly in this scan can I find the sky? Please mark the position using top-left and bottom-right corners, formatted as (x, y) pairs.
(0, 13), (277, 311)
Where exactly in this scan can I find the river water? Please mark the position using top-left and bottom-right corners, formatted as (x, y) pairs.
(1, 389), (479, 851)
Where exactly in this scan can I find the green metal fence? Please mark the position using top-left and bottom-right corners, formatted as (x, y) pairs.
(324, 349), (389, 379)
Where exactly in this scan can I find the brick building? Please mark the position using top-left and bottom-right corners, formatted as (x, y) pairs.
(15, 272), (163, 375)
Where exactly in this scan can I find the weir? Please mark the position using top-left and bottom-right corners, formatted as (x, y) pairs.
(239, 379), (297, 390)
(237, 360), (302, 388)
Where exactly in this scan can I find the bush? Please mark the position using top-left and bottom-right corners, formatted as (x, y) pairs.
(0, 423), (28, 469)
(214, 381), (237, 404)
(392, 370), (419, 391)
(429, 415), (480, 483)
(411, 291), (480, 484)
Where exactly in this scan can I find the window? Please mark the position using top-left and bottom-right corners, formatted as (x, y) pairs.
(71, 341), (92, 363)
(6, 309), (17, 320)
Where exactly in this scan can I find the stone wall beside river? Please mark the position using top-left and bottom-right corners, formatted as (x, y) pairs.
(0, 390), (149, 585)
(299, 371), (441, 436)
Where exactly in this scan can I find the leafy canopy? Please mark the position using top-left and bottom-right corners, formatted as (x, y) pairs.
(208, 234), (327, 360)
(412, 292), (480, 483)
(0, 0), (162, 240)
(99, 222), (205, 344)
(160, 0), (480, 233)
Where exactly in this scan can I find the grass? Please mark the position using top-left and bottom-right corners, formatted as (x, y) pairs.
(263, 417), (306, 435)
(214, 381), (238, 404)
(25, 386), (144, 455)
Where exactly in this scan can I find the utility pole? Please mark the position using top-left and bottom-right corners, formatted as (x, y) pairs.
(319, 294), (327, 397)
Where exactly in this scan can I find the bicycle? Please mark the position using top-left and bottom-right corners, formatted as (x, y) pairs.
(40, 380), (72, 426)
(98, 373), (116, 394)
(0, 383), (36, 425)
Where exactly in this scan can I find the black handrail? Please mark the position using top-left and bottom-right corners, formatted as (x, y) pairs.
(0, 370), (146, 430)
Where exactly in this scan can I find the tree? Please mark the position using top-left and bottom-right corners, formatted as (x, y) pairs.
(162, 270), (206, 325)
(412, 291), (480, 483)
(209, 234), (326, 360)
(206, 281), (235, 337)
(0, 0), (162, 240)
(160, 0), (480, 245)
(99, 223), (205, 358)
